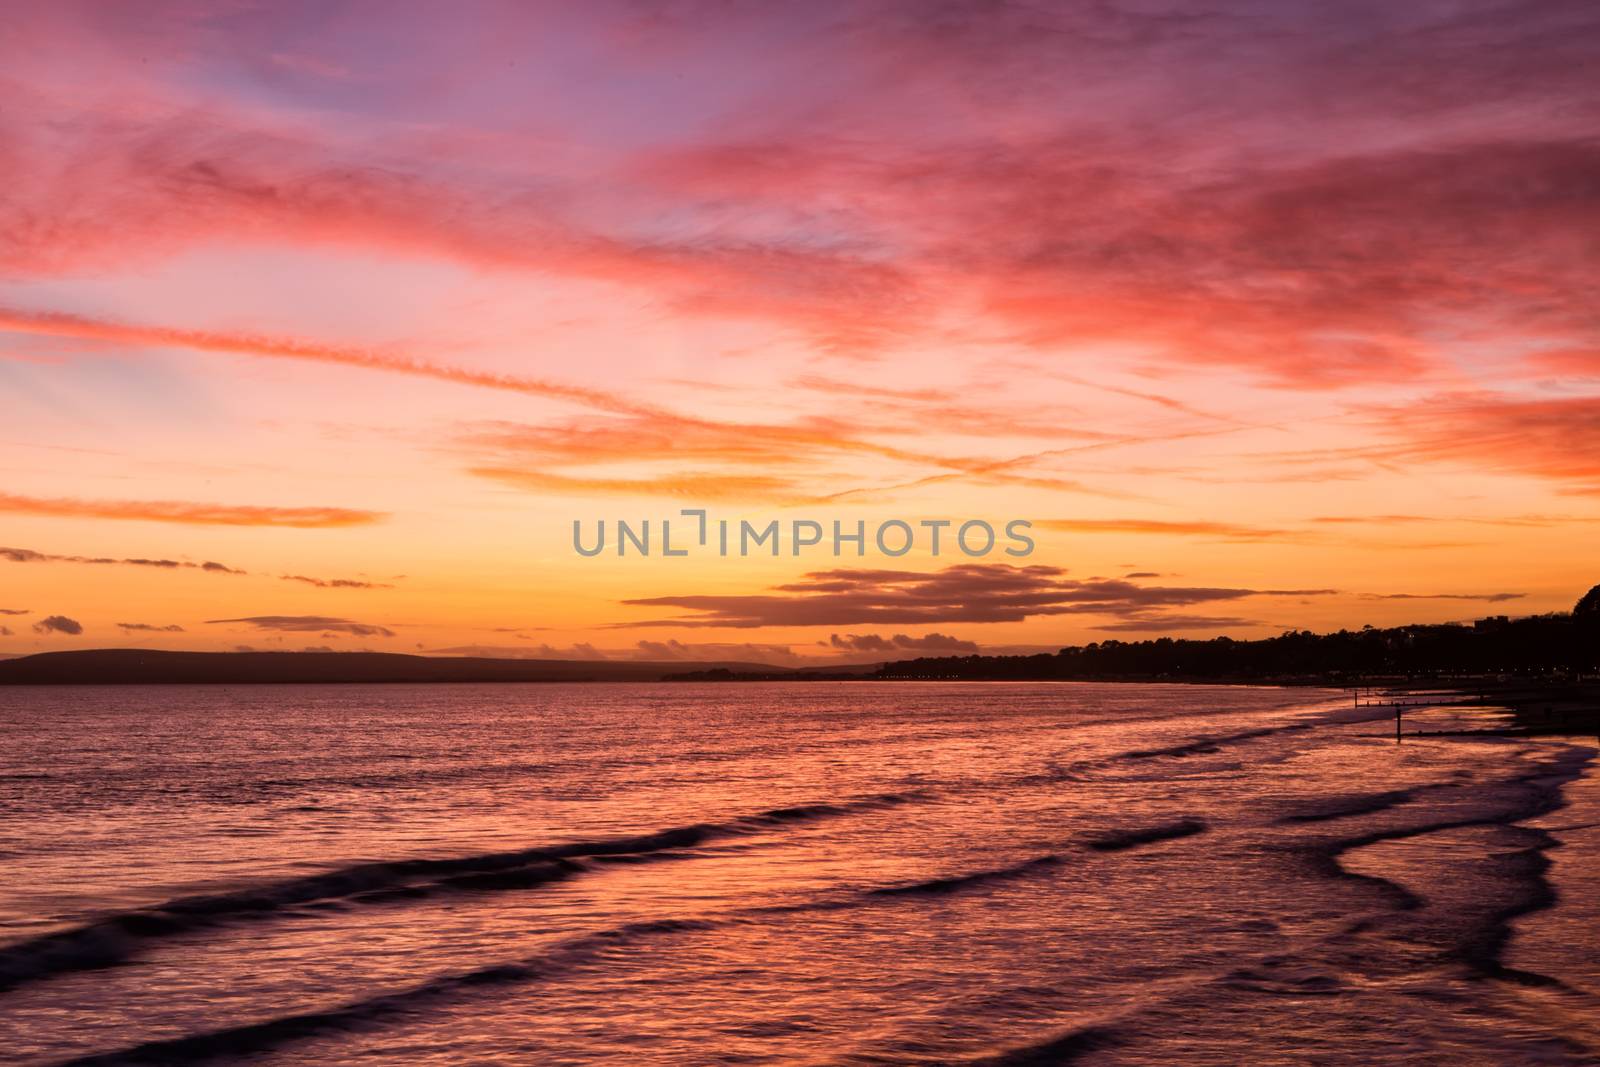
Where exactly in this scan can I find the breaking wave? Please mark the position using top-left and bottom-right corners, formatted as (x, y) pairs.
(0, 792), (920, 995)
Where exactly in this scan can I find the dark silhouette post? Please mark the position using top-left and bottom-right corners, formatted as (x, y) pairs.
(1395, 702), (1402, 743)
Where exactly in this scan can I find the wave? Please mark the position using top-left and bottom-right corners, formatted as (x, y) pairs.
(47, 846), (1085, 1066)
(1298, 746), (1595, 980)
(0, 791), (918, 996)
(870, 816), (1214, 899)
(1121, 723), (1313, 760)
(14, 782), (1149, 1003)
(1005, 719), (1328, 791)
(873, 815), (1218, 896)
(870, 854), (1065, 897)
(1276, 788), (1420, 824)
(1083, 818), (1208, 852)
(50, 918), (714, 1067)
(962, 1024), (1124, 1065)
(889, 748), (1597, 1067)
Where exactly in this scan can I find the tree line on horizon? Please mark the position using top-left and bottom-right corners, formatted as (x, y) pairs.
(876, 585), (1600, 682)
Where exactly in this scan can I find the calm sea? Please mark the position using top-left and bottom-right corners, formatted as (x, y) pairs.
(0, 682), (1595, 1065)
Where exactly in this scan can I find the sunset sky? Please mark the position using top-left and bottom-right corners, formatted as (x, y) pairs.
(3, 1), (1598, 664)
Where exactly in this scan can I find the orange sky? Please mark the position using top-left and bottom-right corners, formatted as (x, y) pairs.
(3, 2), (1598, 664)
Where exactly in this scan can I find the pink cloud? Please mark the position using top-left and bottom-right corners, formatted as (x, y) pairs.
(1372, 392), (1600, 494)
(4, 3), (1593, 387)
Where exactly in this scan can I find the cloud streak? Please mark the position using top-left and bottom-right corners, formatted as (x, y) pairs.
(280, 575), (393, 590)
(3, 545), (245, 573)
(4, 306), (1136, 507)
(1, 546), (396, 590)
(1372, 392), (1600, 496)
(206, 615), (396, 637)
(1092, 614), (1263, 633)
(0, 306), (660, 418)
(1035, 518), (1298, 542)
(0, 493), (382, 528)
(1362, 592), (1525, 603)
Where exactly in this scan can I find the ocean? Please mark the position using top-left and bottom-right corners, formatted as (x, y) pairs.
(0, 682), (1595, 1065)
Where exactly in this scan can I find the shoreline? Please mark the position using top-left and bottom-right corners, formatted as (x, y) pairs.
(1366, 683), (1600, 741)
(5, 650), (1599, 699)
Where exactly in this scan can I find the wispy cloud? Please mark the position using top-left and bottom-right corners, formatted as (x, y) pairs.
(117, 622), (185, 633)
(280, 575), (393, 590)
(5, 303), (1141, 507)
(33, 615), (83, 635)
(206, 616), (395, 637)
(0, 307), (657, 417)
(1, 546), (402, 590)
(1037, 516), (1505, 551)
(470, 466), (803, 502)
(1372, 392), (1600, 496)
(1091, 614), (1263, 633)
(1361, 592), (1525, 603)
(0, 493), (382, 528)
(1311, 514), (1600, 529)
(3, 545), (245, 573)
(1035, 518), (1298, 542)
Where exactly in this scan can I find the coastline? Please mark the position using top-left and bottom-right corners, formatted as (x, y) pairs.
(4, 650), (1599, 710)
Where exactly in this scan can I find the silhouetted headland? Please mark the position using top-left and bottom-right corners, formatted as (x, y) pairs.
(0, 650), (809, 686)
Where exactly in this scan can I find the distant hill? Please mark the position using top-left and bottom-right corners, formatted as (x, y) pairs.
(1577, 584), (1600, 617)
(0, 649), (806, 686)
